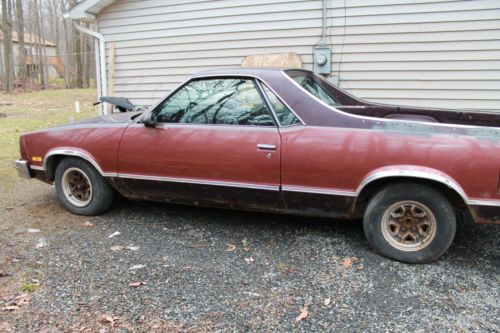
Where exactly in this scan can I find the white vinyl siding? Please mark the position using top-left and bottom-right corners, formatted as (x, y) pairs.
(98, 0), (500, 110)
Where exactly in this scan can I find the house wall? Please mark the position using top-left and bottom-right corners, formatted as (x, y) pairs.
(0, 43), (59, 79)
(98, 0), (500, 110)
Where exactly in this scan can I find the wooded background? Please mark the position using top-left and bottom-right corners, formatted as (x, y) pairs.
(0, 0), (95, 92)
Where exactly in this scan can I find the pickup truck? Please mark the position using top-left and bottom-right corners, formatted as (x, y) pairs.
(15, 68), (500, 263)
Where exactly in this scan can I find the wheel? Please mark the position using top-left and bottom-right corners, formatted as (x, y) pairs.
(363, 182), (456, 264)
(55, 157), (114, 215)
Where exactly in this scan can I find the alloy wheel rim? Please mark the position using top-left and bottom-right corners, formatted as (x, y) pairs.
(381, 200), (437, 252)
(61, 167), (92, 207)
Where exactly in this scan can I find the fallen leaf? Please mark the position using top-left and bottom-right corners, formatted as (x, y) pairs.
(100, 315), (117, 326)
(2, 306), (19, 312)
(110, 245), (124, 252)
(83, 221), (93, 227)
(277, 262), (294, 273)
(295, 307), (308, 322)
(242, 291), (261, 297)
(36, 238), (47, 249)
(17, 295), (29, 306)
(129, 281), (146, 288)
(244, 257), (255, 264)
(126, 245), (140, 251)
(129, 264), (146, 271)
(108, 231), (120, 238)
(242, 246), (251, 252)
(226, 244), (236, 252)
(324, 297), (331, 306)
(342, 257), (353, 268)
(356, 265), (364, 271)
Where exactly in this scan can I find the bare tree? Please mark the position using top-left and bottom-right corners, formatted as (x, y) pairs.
(15, 0), (26, 87)
(1, 0), (14, 92)
(33, 0), (47, 89)
(0, 0), (96, 92)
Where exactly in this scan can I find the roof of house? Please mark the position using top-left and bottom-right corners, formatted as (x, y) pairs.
(64, 0), (117, 22)
(0, 31), (57, 47)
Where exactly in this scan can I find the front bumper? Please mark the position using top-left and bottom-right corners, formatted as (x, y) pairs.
(14, 159), (33, 179)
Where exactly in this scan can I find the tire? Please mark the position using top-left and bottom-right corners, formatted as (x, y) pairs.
(363, 182), (456, 264)
(55, 157), (114, 216)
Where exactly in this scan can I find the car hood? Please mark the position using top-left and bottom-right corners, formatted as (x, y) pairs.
(56, 111), (143, 128)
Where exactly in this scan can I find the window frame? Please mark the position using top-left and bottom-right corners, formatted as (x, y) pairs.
(256, 80), (304, 128)
(149, 76), (280, 128)
(143, 75), (305, 128)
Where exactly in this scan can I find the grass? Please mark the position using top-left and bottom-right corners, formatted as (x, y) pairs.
(20, 283), (39, 293)
(0, 89), (98, 190)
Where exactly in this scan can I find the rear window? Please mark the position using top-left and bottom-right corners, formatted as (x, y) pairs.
(285, 70), (340, 107)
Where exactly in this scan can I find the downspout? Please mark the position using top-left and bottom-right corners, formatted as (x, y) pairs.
(73, 23), (108, 115)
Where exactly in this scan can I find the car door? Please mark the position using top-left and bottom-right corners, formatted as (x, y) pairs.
(117, 77), (283, 210)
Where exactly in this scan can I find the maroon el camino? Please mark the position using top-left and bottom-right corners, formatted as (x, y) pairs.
(15, 68), (500, 263)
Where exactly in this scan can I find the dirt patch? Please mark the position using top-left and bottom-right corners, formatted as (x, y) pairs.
(0, 113), (6, 118)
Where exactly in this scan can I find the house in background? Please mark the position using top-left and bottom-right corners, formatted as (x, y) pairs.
(65, 0), (500, 111)
(0, 31), (63, 81)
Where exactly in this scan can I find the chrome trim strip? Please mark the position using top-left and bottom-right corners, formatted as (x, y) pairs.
(144, 122), (279, 130)
(282, 185), (357, 197)
(43, 148), (118, 177)
(30, 165), (45, 171)
(254, 79), (281, 126)
(275, 183), (500, 207)
(146, 73), (306, 127)
(258, 81), (305, 126)
(118, 173), (280, 191)
(468, 199), (500, 207)
(280, 70), (498, 131)
(355, 170), (469, 203)
(40, 148), (500, 207)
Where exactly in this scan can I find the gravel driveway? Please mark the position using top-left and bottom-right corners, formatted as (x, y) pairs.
(0, 181), (499, 332)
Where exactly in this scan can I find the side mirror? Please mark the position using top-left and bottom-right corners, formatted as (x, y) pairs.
(143, 118), (157, 128)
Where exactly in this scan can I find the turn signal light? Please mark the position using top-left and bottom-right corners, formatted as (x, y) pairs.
(31, 156), (42, 162)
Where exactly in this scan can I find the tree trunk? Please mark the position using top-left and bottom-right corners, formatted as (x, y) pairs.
(74, 29), (83, 88)
(1, 0), (13, 92)
(15, 0), (26, 88)
(34, 0), (47, 89)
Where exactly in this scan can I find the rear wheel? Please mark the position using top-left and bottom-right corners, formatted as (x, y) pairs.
(363, 183), (456, 263)
(55, 157), (114, 215)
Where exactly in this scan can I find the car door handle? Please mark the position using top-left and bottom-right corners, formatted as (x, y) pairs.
(257, 144), (276, 151)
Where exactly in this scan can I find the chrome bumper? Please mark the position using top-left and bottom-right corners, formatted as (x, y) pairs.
(14, 159), (33, 179)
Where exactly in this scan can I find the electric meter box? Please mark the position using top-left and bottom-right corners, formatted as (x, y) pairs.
(313, 46), (332, 75)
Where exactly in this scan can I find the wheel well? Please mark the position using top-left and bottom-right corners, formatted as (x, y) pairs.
(354, 177), (469, 217)
(46, 155), (98, 182)
(45, 155), (66, 182)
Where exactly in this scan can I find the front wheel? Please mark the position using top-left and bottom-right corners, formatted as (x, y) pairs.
(363, 183), (456, 264)
(55, 157), (114, 215)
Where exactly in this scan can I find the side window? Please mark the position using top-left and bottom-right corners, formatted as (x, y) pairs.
(290, 74), (340, 107)
(153, 78), (275, 126)
(261, 84), (301, 126)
